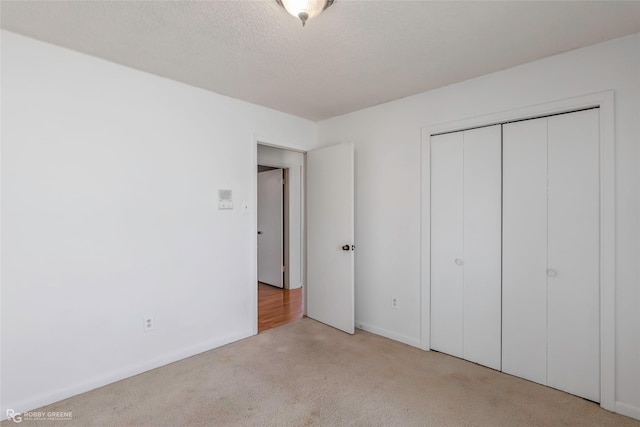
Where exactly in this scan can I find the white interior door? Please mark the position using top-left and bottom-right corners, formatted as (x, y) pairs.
(502, 117), (549, 385)
(462, 125), (502, 370)
(502, 110), (600, 402)
(430, 132), (464, 358)
(257, 168), (284, 288)
(430, 126), (501, 369)
(546, 109), (600, 402)
(306, 142), (354, 334)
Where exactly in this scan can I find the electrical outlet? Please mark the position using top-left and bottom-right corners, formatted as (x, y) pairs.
(391, 297), (398, 309)
(143, 315), (154, 332)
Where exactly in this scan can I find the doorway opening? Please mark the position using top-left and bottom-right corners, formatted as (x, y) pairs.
(257, 282), (303, 332)
(257, 145), (305, 332)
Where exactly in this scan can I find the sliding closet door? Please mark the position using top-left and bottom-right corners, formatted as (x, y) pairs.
(463, 125), (502, 370)
(546, 109), (600, 402)
(430, 132), (464, 358)
(502, 118), (548, 385)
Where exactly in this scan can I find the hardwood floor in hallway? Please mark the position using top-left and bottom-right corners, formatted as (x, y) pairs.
(258, 282), (303, 332)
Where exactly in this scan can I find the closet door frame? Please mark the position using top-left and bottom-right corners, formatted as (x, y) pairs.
(420, 91), (615, 411)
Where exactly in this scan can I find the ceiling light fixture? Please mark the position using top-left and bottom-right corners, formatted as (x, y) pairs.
(276, 0), (335, 27)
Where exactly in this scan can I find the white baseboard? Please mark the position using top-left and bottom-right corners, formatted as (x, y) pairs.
(615, 401), (640, 421)
(1, 329), (254, 421)
(355, 321), (421, 348)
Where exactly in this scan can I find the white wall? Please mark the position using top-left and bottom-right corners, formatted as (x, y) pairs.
(257, 145), (305, 290)
(0, 31), (316, 415)
(317, 33), (640, 418)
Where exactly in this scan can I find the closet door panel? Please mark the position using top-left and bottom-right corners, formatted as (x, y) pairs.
(462, 125), (502, 370)
(547, 109), (600, 402)
(430, 132), (464, 358)
(502, 118), (548, 385)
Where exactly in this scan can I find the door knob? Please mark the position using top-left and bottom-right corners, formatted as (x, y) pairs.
(455, 258), (463, 266)
(342, 245), (350, 251)
(547, 269), (557, 277)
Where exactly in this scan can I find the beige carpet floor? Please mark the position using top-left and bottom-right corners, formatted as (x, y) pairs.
(4, 317), (639, 426)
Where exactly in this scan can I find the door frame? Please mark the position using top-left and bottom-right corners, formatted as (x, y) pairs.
(420, 91), (615, 411)
(251, 137), (307, 335)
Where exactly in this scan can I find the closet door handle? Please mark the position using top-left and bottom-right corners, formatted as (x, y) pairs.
(455, 258), (463, 266)
(547, 269), (557, 277)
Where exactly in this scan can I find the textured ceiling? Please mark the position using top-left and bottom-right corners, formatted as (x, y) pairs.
(2, 1), (640, 121)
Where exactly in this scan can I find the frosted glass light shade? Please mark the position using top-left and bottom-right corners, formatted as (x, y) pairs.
(278, 0), (334, 26)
